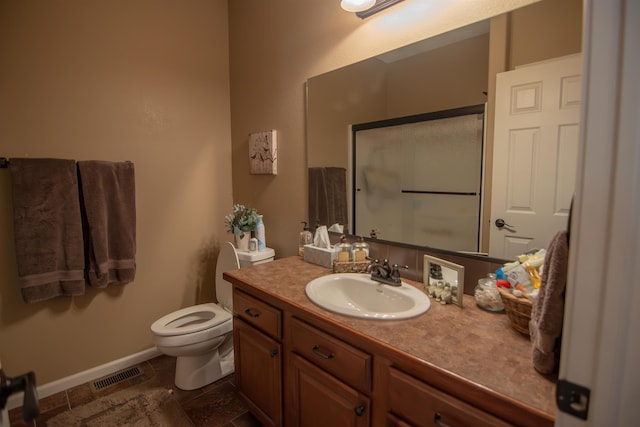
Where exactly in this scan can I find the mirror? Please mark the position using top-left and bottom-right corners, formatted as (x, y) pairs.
(306, 0), (582, 259)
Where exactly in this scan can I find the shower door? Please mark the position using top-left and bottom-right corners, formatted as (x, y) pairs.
(352, 105), (485, 252)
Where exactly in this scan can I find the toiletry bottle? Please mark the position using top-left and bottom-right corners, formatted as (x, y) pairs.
(255, 215), (266, 251)
(350, 236), (369, 262)
(299, 221), (313, 256)
(337, 235), (352, 263)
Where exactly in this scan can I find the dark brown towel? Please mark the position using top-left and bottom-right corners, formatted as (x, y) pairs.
(77, 161), (136, 287)
(529, 230), (569, 374)
(308, 167), (348, 231)
(10, 158), (86, 303)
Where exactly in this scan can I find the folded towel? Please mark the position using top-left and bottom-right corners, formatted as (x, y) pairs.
(77, 161), (136, 287)
(529, 230), (569, 374)
(10, 158), (86, 303)
(308, 167), (348, 231)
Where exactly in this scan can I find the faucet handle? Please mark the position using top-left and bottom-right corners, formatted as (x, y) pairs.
(390, 264), (409, 282)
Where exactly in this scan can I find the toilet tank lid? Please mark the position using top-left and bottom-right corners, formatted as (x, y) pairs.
(236, 247), (275, 262)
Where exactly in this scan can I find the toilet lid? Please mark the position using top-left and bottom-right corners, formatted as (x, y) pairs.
(215, 241), (239, 310)
(151, 303), (231, 336)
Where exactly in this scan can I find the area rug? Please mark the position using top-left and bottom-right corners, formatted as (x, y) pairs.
(46, 387), (192, 427)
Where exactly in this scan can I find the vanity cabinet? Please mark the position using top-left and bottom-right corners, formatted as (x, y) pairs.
(386, 367), (511, 427)
(225, 257), (555, 427)
(233, 289), (282, 427)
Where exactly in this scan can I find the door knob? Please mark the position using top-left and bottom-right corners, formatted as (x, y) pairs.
(495, 218), (514, 229)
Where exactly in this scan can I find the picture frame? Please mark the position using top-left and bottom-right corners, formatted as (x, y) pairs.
(423, 254), (465, 307)
(249, 130), (278, 175)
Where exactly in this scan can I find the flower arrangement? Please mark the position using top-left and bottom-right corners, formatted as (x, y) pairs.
(225, 204), (259, 238)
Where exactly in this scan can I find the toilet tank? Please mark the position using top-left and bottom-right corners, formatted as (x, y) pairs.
(236, 248), (275, 268)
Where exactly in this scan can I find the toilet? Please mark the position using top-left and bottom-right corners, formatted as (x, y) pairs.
(151, 242), (275, 390)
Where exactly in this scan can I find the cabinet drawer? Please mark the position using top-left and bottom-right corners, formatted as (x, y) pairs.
(233, 289), (281, 339)
(388, 367), (511, 427)
(291, 318), (371, 393)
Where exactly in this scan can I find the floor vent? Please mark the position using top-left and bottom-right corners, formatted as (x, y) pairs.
(90, 366), (143, 392)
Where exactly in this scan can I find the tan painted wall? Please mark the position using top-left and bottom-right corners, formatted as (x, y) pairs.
(0, 0), (232, 384)
(229, 0), (541, 259)
(0, 0), (578, 387)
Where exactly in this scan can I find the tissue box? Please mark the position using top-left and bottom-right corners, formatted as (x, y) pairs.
(303, 244), (339, 268)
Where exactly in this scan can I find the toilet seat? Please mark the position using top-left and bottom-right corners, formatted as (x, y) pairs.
(151, 303), (231, 337)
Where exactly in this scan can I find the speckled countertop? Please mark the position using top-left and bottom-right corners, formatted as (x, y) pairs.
(224, 256), (556, 419)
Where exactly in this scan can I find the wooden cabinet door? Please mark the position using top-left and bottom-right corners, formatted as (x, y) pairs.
(234, 318), (282, 427)
(289, 353), (370, 427)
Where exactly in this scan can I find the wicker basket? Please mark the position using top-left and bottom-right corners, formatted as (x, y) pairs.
(498, 287), (532, 336)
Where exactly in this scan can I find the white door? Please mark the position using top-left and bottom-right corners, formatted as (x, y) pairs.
(490, 54), (582, 259)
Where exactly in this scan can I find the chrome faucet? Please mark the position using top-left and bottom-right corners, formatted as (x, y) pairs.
(369, 259), (408, 287)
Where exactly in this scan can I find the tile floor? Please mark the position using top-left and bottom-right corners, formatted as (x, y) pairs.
(8, 355), (262, 427)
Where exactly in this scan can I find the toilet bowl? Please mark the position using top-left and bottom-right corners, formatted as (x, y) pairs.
(150, 242), (274, 390)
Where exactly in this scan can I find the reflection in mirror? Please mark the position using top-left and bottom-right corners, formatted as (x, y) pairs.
(352, 105), (485, 252)
(306, 0), (582, 260)
(423, 255), (464, 307)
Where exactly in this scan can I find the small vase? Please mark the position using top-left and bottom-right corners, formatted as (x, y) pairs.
(235, 233), (249, 251)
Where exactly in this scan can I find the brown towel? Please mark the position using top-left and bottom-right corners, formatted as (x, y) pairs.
(10, 158), (86, 303)
(308, 167), (348, 231)
(529, 230), (569, 374)
(77, 161), (136, 287)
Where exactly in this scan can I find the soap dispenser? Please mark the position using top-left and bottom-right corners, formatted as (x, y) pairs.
(350, 236), (369, 262)
(298, 221), (313, 256)
(337, 235), (352, 263)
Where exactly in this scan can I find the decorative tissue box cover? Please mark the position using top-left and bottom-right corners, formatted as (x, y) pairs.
(303, 244), (339, 268)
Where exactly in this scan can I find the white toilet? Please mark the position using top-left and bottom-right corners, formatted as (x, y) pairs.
(151, 242), (275, 390)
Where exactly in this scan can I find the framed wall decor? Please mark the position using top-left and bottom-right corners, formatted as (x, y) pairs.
(423, 254), (465, 307)
(249, 129), (278, 175)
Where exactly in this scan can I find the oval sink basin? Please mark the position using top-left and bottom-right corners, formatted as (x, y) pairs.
(305, 273), (431, 320)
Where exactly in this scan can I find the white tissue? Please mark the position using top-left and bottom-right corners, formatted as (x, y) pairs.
(328, 223), (344, 233)
(313, 225), (331, 249)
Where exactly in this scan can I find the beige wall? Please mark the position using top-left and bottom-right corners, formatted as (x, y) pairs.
(0, 0), (552, 387)
(229, 0), (541, 259)
(0, 0), (232, 384)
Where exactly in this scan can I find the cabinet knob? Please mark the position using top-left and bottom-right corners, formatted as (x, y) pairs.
(434, 412), (451, 427)
(269, 349), (278, 358)
(354, 405), (365, 416)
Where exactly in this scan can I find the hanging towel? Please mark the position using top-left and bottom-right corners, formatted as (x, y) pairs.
(10, 158), (86, 303)
(529, 230), (569, 374)
(308, 167), (348, 231)
(77, 161), (136, 287)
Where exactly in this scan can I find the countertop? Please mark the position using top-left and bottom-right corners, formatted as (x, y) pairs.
(223, 256), (556, 419)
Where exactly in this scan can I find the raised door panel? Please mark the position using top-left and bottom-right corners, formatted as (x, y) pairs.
(290, 353), (370, 427)
(234, 318), (282, 427)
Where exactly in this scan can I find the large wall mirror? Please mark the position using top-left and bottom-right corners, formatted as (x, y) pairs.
(306, 0), (582, 260)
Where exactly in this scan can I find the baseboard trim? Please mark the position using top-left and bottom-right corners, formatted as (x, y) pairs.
(6, 347), (161, 411)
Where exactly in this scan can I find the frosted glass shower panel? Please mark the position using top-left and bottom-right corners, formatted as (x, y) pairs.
(353, 106), (484, 251)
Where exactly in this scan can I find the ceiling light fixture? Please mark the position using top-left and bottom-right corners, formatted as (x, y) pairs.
(341, 0), (405, 19)
(340, 0), (376, 13)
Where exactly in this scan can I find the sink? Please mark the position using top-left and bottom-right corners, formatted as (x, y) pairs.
(305, 273), (431, 320)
